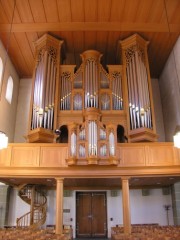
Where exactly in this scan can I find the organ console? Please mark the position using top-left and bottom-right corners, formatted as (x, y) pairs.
(26, 33), (158, 165)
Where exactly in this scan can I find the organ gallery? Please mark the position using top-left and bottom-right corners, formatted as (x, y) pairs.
(26, 33), (158, 165)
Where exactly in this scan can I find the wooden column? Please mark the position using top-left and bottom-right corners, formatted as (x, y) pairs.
(55, 178), (64, 235)
(121, 177), (131, 234)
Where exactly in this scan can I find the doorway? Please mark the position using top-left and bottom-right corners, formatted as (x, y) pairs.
(76, 192), (107, 238)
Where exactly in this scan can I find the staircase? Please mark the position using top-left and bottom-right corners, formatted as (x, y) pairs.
(17, 184), (47, 229)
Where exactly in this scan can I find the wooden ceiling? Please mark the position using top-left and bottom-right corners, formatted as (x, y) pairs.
(1, 176), (180, 189)
(0, 0), (179, 79)
(0, 176), (180, 190)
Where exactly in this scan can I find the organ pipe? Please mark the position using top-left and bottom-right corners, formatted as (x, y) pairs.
(120, 34), (157, 142)
(112, 72), (123, 110)
(60, 72), (72, 110)
(31, 50), (57, 130)
(81, 50), (101, 109)
(29, 34), (62, 136)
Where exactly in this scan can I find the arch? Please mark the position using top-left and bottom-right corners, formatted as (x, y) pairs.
(117, 125), (128, 143)
(5, 76), (13, 104)
(56, 125), (68, 143)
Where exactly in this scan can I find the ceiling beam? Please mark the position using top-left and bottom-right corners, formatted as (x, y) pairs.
(0, 22), (179, 33)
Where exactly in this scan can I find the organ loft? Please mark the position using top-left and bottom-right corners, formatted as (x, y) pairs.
(26, 33), (158, 165)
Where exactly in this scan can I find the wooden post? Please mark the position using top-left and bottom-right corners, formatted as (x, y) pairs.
(121, 177), (131, 234)
(55, 178), (64, 235)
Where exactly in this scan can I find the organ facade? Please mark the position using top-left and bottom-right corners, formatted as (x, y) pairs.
(26, 33), (158, 165)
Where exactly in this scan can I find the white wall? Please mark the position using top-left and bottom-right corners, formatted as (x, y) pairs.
(159, 36), (180, 141)
(0, 40), (20, 143)
(130, 189), (173, 226)
(8, 188), (173, 237)
(14, 78), (32, 142)
(151, 78), (165, 141)
(8, 188), (30, 226)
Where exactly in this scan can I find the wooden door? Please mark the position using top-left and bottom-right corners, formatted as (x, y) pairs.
(76, 192), (107, 238)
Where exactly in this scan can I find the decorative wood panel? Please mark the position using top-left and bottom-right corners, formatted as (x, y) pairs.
(11, 146), (40, 167)
(40, 146), (68, 167)
(119, 146), (146, 166)
(0, 147), (11, 166)
(147, 144), (176, 166)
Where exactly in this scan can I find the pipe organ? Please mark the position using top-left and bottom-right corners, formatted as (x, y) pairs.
(26, 34), (63, 143)
(120, 34), (158, 142)
(26, 33), (158, 165)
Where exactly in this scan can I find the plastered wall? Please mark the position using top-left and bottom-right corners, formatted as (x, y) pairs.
(8, 188), (173, 238)
(159, 36), (180, 141)
(0, 40), (20, 143)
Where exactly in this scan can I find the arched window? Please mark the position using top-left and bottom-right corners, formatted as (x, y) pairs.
(0, 58), (3, 87)
(5, 76), (13, 104)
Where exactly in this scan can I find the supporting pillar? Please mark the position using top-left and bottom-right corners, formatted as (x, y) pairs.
(121, 177), (131, 234)
(55, 178), (64, 235)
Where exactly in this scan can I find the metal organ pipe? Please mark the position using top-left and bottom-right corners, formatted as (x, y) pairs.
(126, 65), (134, 129)
(84, 57), (98, 109)
(60, 73), (71, 111)
(71, 132), (76, 157)
(126, 46), (152, 130)
(109, 132), (115, 156)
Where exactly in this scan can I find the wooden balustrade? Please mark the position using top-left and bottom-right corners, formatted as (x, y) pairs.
(0, 142), (179, 169)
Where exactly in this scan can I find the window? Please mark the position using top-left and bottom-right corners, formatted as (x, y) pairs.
(5, 76), (13, 104)
(0, 58), (3, 87)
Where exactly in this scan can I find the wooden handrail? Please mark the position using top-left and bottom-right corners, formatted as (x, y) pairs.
(17, 185), (47, 229)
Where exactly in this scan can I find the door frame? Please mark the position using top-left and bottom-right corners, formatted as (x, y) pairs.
(76, 191), (107, 238)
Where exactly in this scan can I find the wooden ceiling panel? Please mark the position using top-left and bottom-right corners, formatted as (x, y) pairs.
(14, 32), (34, 74)
(110, 0), (126, 21)
(1, 176), (180, 189)
(16, 0), (34, 23)
(73, 31), (84, 53)
(0, 32), (30, 76)
(133, 0), (154, 23)
(57, 0), (72, 22)
(29, 0), (46, 23)
(121, 0), (140, 22)
(84, 0), (97, 21)
(26, 32), (39, 58)
(55, 31), (74, 52)
(71, 0), (84, 22)
(97, 0), (111, 21)
(84, 32), (97, 50)
(96, 32), (109, 55)
(146, 0), (166, 23)
(106, 32), (121, 64)
(43, 0), (59, 22)
(63, 52), (75, 65)
(147, 32), (173, 78)
(0, 0), (179, 78)
(1, 0), (21, 23)
(166, 0), (180, 24)
(0, 1), (9, 23)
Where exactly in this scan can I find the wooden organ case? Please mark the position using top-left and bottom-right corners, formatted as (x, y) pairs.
(26, 33), (158, 166)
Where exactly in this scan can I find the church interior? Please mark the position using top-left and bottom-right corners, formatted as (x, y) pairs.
(0, 0), (180, 239)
